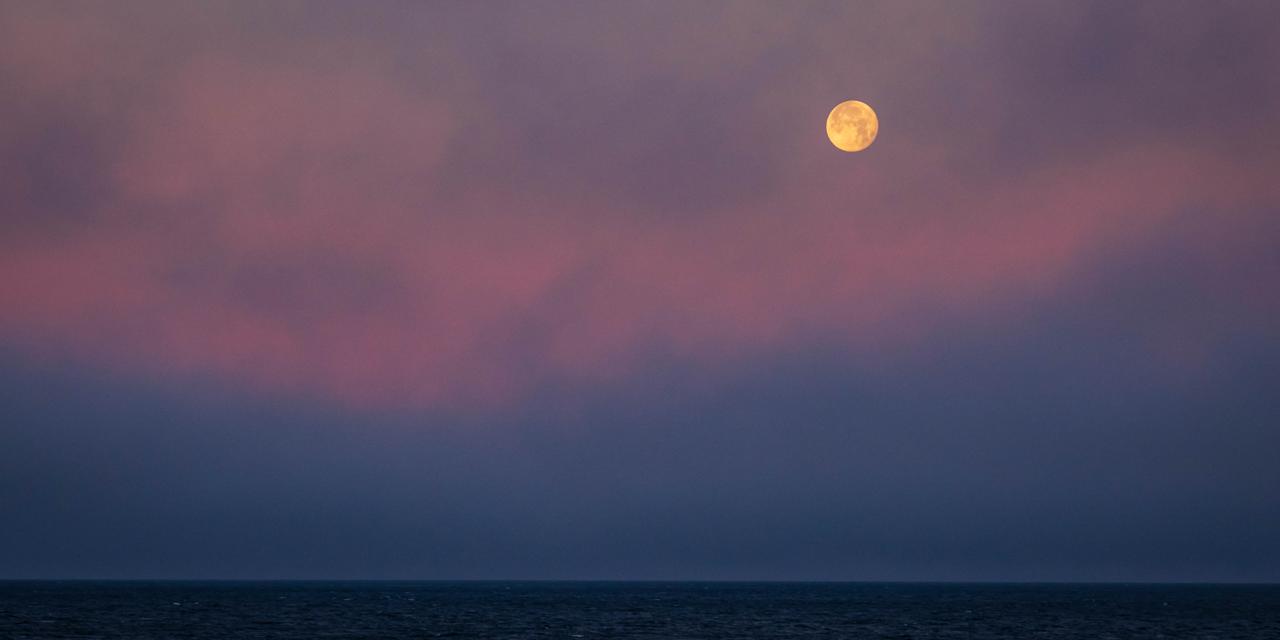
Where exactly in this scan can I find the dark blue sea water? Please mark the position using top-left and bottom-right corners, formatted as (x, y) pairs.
(1, 581), (1277, 639)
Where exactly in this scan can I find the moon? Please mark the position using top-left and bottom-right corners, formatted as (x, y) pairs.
(826, 100), (878, 152)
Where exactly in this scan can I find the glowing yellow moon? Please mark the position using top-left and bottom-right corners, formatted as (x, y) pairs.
(826, 100), (878, 152)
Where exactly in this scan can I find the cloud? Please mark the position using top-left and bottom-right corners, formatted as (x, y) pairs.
(1, 1), (1277, 410)
(3, 2), (1279, 582)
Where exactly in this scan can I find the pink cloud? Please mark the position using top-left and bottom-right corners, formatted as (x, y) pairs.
(2, 4), (1277, 411)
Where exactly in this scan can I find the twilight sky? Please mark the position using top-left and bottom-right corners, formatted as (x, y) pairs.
(2, 0), (1279, 581)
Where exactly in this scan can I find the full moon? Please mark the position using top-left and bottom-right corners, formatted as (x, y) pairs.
(826, 100), (878, 152)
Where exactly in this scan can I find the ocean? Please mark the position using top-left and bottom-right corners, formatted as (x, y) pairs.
(1, 581), (1277, 639)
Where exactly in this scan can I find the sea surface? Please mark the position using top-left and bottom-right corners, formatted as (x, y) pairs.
(1, 581), (1277, 639)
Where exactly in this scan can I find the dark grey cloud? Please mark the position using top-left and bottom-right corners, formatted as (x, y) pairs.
(982, 1), (1280, 169)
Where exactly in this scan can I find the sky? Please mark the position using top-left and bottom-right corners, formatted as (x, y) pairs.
(1, 0), (1278, 581)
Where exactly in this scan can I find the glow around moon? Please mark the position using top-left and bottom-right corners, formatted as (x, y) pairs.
(826, 100), (878, 152)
